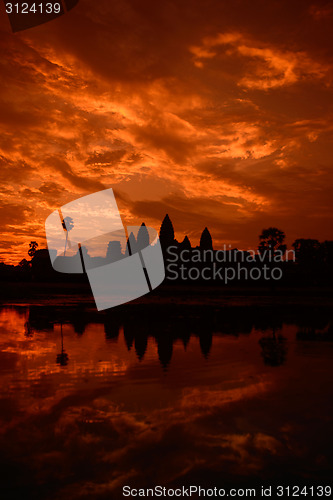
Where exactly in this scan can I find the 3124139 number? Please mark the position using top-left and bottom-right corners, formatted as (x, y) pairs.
(5, 3), (62, 14)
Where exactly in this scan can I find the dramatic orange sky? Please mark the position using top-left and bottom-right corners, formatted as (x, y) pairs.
(0, 0), (333, 264)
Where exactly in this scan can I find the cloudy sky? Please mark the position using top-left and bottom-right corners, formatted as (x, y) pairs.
(0, 0), (333, 263)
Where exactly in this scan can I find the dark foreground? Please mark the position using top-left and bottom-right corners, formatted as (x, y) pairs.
(0, 287), (332, 499)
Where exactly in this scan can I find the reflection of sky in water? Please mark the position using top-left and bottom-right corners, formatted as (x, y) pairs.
(0, 305), (332, 499)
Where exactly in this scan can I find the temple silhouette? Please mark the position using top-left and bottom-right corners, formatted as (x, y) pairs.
(159, 213), (213, 252)
(0, 214), (333, 287)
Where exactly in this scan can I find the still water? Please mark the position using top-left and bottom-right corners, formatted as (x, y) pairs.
(0, 302), (332, 499)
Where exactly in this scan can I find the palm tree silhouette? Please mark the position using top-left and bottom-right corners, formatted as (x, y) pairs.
(28, 241), (38, 257)
(62, 216), (74, 256)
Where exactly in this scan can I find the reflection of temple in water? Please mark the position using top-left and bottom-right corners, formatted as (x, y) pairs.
(36, 305), (333, 370)
(24, 300), (333, 370)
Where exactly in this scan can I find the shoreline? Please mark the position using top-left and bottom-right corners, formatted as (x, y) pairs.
(1, 281), (332, 308)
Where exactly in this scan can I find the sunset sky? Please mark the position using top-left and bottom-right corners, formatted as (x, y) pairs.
(0, 0), (333, 264)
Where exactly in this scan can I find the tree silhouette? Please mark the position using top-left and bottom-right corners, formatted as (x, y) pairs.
(258, 227), (286, 259)
(292, 238), (321, 265)
(28, 241), (38, 257)
(322, 240), (333, 266)
(19, 258), (30, 269)
(62, 216), (74, 256)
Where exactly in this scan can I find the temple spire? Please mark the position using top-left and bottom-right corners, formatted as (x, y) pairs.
(137, 223), (150, 251)
(200, 227), (213, 250)
(159, 214), (175, 248)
